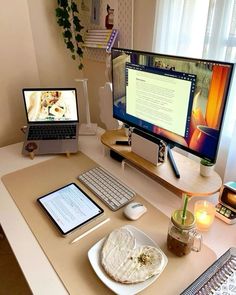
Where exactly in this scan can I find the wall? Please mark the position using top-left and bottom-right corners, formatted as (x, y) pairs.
(83, 0), (157, 127)
(0, 1), (157, 147)
(0, 0), (85, 147)
(27, 1), (84, 87)
(0, 1), (40, 147)
(133, 0), (156, 51)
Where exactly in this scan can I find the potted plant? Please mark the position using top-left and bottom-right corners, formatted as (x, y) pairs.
(55, 0), (84, 70)
(200, 159), (215, 177)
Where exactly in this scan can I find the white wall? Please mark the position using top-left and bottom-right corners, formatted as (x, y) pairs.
(27, 0), (82, 87)
(0, 1), (40, 147)
(0, 0), (85, 147)
(0, 1), (157, 147)
(133, 0), (156, 51)
(83, 0), (157, 126)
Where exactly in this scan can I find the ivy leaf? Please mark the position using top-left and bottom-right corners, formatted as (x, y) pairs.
(58, 0), (68, 8)
(63, 18), (71, 29)
(71, 2), (78, 13)
(73, 16), (84, 31)
(63, 30), (72, 39)
(76, 47), (83, 56)
(59, 8), (69, 19)
(66, 41), (74, 51)
(55, 7), (64, 18)
(57, 17), (71, 29)
(55, 1), (84, 70)
(75, 34), (83, 43)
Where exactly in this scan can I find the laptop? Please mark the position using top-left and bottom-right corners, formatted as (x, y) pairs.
(22, 88), (79, 156)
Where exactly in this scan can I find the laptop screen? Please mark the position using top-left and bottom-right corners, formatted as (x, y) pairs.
(23, 88), (79, 123)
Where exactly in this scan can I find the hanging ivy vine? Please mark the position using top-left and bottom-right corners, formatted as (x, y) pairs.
(55, 0), (84, 70)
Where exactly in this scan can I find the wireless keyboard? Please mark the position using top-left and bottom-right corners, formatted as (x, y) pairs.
(78, 166), (136, 211)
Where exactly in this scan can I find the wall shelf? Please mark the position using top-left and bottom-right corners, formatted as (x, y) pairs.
(83, 29), (118, 53)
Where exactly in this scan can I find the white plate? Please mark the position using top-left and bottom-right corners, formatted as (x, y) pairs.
(88, 225), (168, 295)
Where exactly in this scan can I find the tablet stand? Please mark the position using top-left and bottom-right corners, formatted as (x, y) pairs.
(131, 131), (166, 166)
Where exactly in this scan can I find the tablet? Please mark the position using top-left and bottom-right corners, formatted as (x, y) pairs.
(37, 183), (104, 235)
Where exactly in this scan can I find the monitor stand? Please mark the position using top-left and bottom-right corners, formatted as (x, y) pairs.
(101, 129), (222, 197)
(131, 131), (167, 166)
(131, 131), (180, 178)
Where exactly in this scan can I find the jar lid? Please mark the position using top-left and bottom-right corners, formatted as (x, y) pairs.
(171, 209), (196, 230)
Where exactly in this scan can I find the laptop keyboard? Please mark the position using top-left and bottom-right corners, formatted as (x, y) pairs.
(27, 124), (76, 140)
(78, 166), (136, 211)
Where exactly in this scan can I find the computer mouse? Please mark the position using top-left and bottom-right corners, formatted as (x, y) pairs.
(123, 202), (147, 220)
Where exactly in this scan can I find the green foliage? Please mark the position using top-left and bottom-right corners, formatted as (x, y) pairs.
(200, 159), (214, 166)
(55, 0), (84, 70)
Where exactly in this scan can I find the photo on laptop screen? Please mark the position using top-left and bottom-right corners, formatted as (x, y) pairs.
(22, 88), (79, 156)
(23, 89), (78, 122)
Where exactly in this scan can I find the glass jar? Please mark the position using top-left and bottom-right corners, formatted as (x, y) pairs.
(167, 209), (202, 257)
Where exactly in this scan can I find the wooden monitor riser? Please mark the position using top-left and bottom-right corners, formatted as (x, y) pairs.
(100, 129), (222, 198)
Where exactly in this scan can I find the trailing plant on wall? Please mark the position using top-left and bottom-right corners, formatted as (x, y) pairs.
(55, 0), (84, 70)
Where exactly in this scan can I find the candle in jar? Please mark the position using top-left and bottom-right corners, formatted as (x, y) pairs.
(194, 201), (216, 231)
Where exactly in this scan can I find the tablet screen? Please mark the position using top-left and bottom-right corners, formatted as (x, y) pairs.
(37, 183), (104, 235)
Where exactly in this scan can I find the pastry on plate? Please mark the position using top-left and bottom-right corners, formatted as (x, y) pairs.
(101, 227), (165, 284)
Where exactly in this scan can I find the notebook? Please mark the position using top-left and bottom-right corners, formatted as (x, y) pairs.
(22, 88), (79, 156)
(181, 247), (236, 295)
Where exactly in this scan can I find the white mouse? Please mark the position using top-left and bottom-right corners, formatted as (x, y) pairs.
(123, 202), (147, 220)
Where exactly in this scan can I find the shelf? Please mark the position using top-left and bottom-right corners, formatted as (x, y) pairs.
(101, 129), (222, 197)
(83, 29), (118, 53)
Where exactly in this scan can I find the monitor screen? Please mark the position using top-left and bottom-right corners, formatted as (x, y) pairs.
(112, 48), (234, 162)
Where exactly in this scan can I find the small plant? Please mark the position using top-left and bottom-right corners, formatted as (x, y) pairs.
(55, 0), (84, 70)
(200, 159), (214, 166)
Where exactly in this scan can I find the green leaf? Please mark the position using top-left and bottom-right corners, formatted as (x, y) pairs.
(58, 0), (68, 8)
(55, 2), (84, 71)
(55, 7), (63, 17)
(57, 18), (64, 27)
(63, 30), (72, 39)
(75, 34), (83, 43)
(200, 159), (214, 166)
(63, 18), (71, 29)
(61, 8), (69, 19)
(76, 47), (83, 56)
(71, 2), (78, 13)
(66, 41), (74, 51)
(73, 16), (84, 31)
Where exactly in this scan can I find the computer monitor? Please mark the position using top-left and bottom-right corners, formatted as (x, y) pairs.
(111, 47), (234, 164)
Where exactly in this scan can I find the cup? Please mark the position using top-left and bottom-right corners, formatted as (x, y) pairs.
(200, 163), (214, 177)
(167, 209), (202, 256)
(194, 200), (216, 231)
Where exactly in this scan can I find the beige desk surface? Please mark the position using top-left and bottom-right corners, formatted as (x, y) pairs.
(0, 129), (235, 295)
(2, 151), (216, 295)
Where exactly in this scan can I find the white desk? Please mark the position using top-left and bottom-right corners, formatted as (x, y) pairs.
(0, 128), (235, 295)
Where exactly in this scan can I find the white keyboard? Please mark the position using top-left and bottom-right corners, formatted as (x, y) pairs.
(78, 166), (136, 211)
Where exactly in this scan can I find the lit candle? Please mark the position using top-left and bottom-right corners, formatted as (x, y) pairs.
(194, 200), (216, 231)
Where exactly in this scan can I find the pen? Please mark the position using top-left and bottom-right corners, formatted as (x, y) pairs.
(70, 217), (110, 244)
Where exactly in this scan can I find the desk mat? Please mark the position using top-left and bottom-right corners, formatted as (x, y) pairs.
(2, 152), (216, 295)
